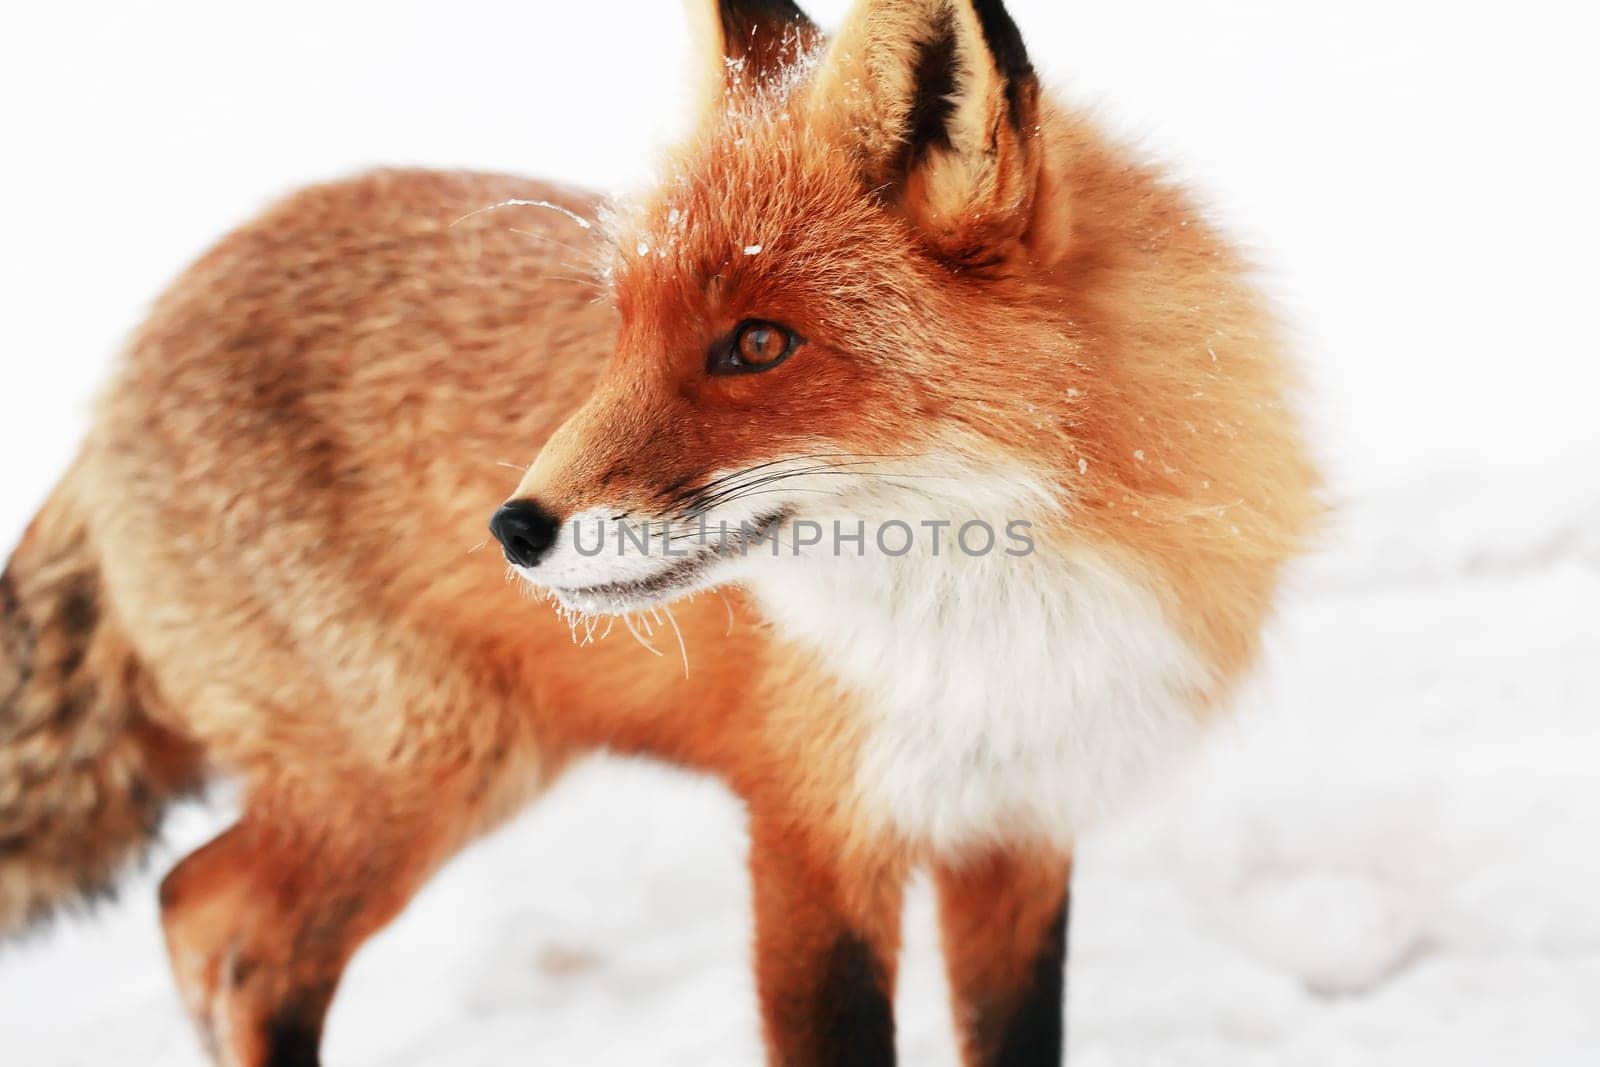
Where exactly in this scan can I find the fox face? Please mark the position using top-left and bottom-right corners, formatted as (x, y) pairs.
(496, 0), (1088, 615)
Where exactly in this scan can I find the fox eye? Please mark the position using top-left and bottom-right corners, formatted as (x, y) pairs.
(709, 320), (802, 376)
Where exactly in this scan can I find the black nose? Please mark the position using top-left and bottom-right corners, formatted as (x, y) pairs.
(490, 500), (561, 568)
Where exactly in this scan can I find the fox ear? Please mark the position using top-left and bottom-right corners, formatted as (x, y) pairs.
(810, 0), (1066, 266)
(686, 0), (822, 99)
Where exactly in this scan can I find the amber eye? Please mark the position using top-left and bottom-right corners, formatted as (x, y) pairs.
(709, 319), (803, 376)
(740, 324), (787, 364)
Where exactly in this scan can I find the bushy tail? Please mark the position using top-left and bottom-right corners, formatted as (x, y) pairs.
(0, 474), (204, 937)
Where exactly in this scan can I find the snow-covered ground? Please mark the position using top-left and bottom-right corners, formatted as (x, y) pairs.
(2, 469), (1597, 1065)
(4, 0), (1599, 1063)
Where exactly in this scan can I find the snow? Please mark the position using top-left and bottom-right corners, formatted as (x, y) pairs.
(3, 0), (1600, 1063)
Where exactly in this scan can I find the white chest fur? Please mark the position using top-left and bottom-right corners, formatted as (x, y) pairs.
(751, 544), (1212, 856)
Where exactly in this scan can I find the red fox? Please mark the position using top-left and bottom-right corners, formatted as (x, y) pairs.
(0, 1), (1318, 1063)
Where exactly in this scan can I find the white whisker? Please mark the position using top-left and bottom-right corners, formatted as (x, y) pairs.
(452, 198), (596, 230)
(662, 605), (690, 679)
(621, 613), (663, 657)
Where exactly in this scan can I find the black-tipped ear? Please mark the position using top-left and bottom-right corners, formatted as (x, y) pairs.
(969, 0), (1034, 123)
(809, 0), (1061, 266)
(688, 0), (822, 98)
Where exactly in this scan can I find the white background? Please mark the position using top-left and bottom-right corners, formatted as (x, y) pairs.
(3, 2), (1599, 1064)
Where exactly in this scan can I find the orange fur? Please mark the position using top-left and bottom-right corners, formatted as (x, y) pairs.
(1, 2), (1318, 1063)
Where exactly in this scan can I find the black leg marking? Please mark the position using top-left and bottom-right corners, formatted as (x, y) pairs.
(815, 931), (896, 1066)
(993, 894), (1069, 1067)
(261, 986), (333, 1067)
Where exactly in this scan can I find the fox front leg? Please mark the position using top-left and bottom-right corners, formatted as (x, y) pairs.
(747, 811), (908, 1066)
(935, 851), (1073, 1066)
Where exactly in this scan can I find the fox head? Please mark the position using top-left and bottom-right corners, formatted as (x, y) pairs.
(491, 0), (1100, 614)
(492, 0), (1308, 626)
